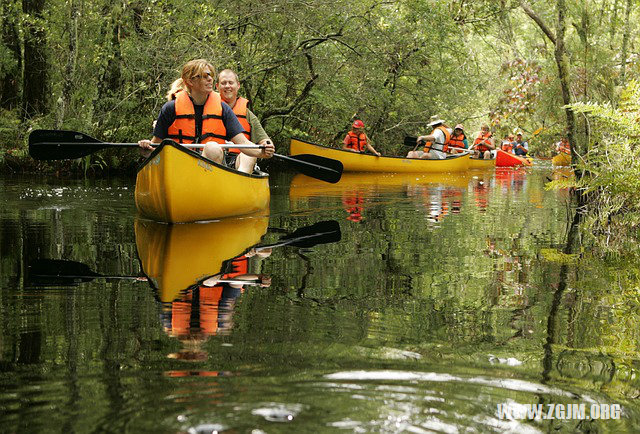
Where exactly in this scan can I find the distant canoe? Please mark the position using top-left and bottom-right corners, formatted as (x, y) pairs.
(495, 149), (533, 167)
(135, 217), (268, 303)
(552, 153), (571, 167)
(135, 140), (270, 223)
(290, 137), (470, 173)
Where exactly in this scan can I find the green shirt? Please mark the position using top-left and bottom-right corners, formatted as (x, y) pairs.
(247, 108), (271, 144)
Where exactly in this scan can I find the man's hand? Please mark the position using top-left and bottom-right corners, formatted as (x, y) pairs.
(258, 139), (275, 158)
(138, 139), (155, 150)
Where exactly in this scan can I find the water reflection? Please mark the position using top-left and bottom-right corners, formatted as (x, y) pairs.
(290, 172), (474, 224)
(135, 217), (341, 367)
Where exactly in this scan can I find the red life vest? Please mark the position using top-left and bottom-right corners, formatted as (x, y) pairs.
(474, 131), (493, 152)
(229, 97), (251, 154)
(345, 131), (367, 152)
(167, 90), (227, 144)
(445, 133), (466, 153)
(424, 126), (451, 153)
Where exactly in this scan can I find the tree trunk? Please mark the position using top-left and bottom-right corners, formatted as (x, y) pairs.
(555, 0), (576, 157)
(520, 1), (576, 157)
(56, 0), (79, 128)
(22, 0), (49, 118)
(619, 0), (633, 86)
(0, 1), (22, 109)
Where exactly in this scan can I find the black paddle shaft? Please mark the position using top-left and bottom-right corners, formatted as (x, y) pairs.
(28, 129), (343, 184)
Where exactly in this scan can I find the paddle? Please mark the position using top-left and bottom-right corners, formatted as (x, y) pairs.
(28, 130), (343, 184)
(25, 259), (262, 288)
(403, 136), (473, 156)
(26, 220), (341, 287)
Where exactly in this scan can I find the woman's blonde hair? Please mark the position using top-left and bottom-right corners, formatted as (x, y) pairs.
(165, 59), (215, 101)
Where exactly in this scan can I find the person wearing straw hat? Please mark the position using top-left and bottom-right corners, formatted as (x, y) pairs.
(406, 115), (452, 160)
(342, 120), (381, 156)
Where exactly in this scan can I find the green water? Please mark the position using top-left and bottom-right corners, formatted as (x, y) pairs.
(1, 165), (639, 433)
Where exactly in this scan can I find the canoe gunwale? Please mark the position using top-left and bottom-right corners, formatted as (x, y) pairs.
(290, 136), (469, 162)
(136, 139), (269, 179)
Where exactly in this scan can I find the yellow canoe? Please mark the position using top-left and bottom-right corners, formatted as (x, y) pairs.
(135, 140), (270, 223)
(290, 137), (470, 173)
(552, 153), (571, 167)
(135, 216), (269, 303)
(468, 157), (495, 170)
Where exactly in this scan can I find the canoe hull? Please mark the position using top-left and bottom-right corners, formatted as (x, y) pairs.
(552, 153), (571, 167)
(290, 137), (470, 173)
(468, 157), (495, 170)
(495, 149), (533, 167)
(135, 141), (270, 223)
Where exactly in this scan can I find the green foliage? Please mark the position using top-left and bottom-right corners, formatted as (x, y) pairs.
(566, 80), (640, 233)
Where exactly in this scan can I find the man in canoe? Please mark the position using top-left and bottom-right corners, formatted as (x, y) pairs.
(216, 68), (275, 172)
(406, 115), (452, 160)
(342, 120), (381, 156)
(471, 124), (495, 159)
(138, 59), (274, 174)
(514, 132), (529, 156)
(555, 137), (570, 155)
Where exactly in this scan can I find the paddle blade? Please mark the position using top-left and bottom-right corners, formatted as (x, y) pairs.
(276, 153), (343, 183)
(25, 259), (100, 287)
(29, 129), (106, 160)
(404, 136), (417, 146)
(278, 220), (341, 248)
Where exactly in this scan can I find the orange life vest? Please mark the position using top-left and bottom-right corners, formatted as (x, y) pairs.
(474, 131), (493, 152)
(424, 126), (451, 153)
(345, 131), (367, 152)
(168, 285), (224, 338)
(167, 90), (227, 144)
(501, 141), (514, 153)
(558, 141), (570, 154)
(229, 97), (251, 154)
(445, 133), (466, 153)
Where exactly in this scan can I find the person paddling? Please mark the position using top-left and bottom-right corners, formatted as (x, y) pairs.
(342, 120), (381, 156)
(514, 132), (529, 156)
(555, 137), (570, 155)
(471, 124), (495, 159)
(406, 115), (452, 160)
(138, 59), (274, 173)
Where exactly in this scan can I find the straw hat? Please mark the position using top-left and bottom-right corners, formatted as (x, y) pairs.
(428, 115), (445, 127)
(454, 124), (464, 130)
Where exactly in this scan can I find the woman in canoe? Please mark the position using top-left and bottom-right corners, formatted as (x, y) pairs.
(138, 59), (274, 173)
(342, 120), (381, 156)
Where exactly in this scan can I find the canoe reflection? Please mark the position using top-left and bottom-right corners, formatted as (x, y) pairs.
(290, 172), (473, 223)
(135, 217), (269, 303)
(135, 217), (270, 364)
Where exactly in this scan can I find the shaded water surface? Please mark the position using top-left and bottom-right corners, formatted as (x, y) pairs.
(1, 165), (639, 433)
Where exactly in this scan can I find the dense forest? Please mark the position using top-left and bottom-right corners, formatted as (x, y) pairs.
(0, 0), (638, 233)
